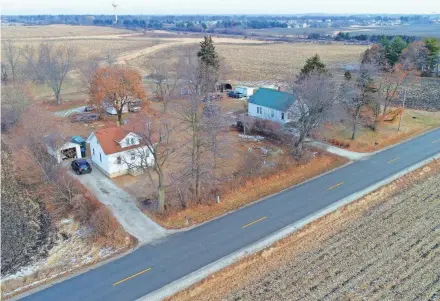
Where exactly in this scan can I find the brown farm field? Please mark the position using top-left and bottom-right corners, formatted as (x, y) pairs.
(1, 24), (134, 39)
(170, 160), (440, 301)
(135, 42), (368, 82)
(215, 42), (368, 81)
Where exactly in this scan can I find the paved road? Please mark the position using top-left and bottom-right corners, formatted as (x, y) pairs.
(21, 129), (440, 301)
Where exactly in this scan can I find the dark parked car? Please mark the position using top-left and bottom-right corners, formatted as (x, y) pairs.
(71, 159), (92, 175)
(84, 105), (95, 112)
(227, 91), (244, 98)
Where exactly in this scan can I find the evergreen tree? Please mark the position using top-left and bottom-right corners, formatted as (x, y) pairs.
(424, 38), (440, 75)
(197, 36), (220, 71)
(386, 37), (407, 67)
(298, 54), (329, 80)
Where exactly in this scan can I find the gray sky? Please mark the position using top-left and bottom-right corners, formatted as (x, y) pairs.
(1, 0), (439, 15)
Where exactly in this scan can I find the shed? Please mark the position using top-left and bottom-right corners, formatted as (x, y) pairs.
(71, 136), (86, 158)
(217, 83), (233, 92)
(45, 133), (82, 164)
(47, 141), (82, 164)
(235, 86), (255, 98)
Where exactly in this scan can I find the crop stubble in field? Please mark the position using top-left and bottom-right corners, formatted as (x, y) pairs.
(134, 42), (368, 82)
(215, 43), (368, 81)
(171, 162), (440, 301)
(1, 25), (133, 39)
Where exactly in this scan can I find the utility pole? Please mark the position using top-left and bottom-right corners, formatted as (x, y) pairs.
(398, 88), (406, 131)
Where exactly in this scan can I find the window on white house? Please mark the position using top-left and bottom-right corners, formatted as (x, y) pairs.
(131, 153), (135, 161)
(271, 110), (274, 118)
(126, 138), (130, 145)
(130, 138), (135, 144)
(281, 112), (285, 120)
(99, 153), (102, 162)
(117, 156), (122, 164)
(257, 107), (262, 114)
(93, 148), (95, 155)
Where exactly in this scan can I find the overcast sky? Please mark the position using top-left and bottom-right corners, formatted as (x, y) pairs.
(1, 0), (439, 15)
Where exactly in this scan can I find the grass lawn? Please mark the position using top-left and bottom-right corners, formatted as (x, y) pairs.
(319, 109), (440, 152)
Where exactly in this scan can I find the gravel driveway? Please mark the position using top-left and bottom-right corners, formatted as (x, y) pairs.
(72, 167), (167, 244)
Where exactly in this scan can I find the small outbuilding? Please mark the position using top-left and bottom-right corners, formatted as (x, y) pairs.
(45, 134), (82, 164)
(235, 86), (255, 98)
(217, 83), (233, 92)
(71, 136), (87, 158)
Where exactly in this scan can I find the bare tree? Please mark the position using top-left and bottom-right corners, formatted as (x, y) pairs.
(288, 72), (337, 154)
(174, 47), (218, 203)
(1, 82), (32, 131)
(78, 55), (100, 93)
(3, 40), (22, 82)
(1, 62), (8, 84)
(376, 68), (406, 117)
(400, 41), (429, 73)
(124, 115), (181, 212)
(22, 44), (45, 83)
(341, 63), (378, 140)
(10, 106), (81, 215)
(145, 53), (180, 112)
(42, 43), (78, 105)
(202, 100), (231, 169)
(23, 42), (78, 105)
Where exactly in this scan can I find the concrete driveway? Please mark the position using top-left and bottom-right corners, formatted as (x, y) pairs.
(72, 167), (167, 244)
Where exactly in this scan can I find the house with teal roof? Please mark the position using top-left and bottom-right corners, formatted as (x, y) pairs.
(248, 88), (296, 125)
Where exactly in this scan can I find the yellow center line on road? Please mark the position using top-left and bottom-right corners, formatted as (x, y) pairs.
(242, 216), (267, 229)
(433, 138), (440, 144)
(328, 182), (344, 190)
(112, 268), (152, 286)
(387, 157), (400, 164)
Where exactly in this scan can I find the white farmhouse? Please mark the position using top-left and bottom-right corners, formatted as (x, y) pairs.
(248, 88), (296, 125)
(87, 127), (154, 178)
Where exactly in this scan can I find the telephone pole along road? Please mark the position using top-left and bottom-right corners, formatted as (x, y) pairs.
(20, 128), (440, 301)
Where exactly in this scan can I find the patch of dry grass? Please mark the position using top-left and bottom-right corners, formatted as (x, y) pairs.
(169, 159), (440, 301)
(319, 109), (440, 152)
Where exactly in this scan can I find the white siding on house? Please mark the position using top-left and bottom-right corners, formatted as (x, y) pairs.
(248, 103), (288, 124)
(89, 133), (109, 173)
(118, 133), (141, 148)
(107, 146), (154, 177)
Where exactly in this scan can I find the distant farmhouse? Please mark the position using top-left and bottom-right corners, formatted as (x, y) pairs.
(248, 88), (296, 125)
